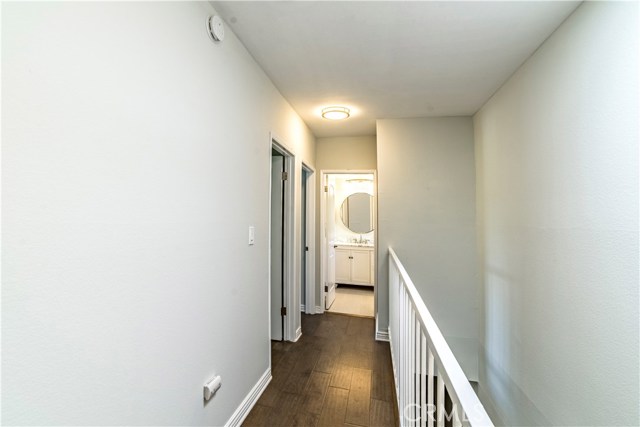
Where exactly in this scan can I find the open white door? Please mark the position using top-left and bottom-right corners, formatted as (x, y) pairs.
(325, 183), (336, 309)
(270, 154), (284, 340)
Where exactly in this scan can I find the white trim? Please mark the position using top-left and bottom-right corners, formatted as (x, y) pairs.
(375, 313), (389, 341)
(302, 163), (316, 315)
(266, 134), (274, 349)
(319, 172), (327, 314)
(300, 304), (305, 312)
(375, 328), (390, 342)
(270, 133), (296, 342)
(284, 153), (295, 341)
(225, 368), (271, 427)
(294, 326), (302, 342)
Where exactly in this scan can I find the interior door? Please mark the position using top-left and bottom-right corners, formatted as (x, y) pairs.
(325, 183), (336, 309)
(270, 153), (284, 340)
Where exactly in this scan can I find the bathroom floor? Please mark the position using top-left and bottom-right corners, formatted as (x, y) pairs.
(327, 285), (374, 317)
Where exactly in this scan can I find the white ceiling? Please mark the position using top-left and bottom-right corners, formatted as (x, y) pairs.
(213, 1), (581, 138)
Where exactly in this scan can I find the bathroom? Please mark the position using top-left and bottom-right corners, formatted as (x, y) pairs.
(324, 172), (375, 317)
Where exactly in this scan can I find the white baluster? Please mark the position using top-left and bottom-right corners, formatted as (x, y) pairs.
(405, 289), (410, 426)
(409, 305), (414, 427)
(388, 248), (494, 427)
(437, 374), (445, 427)
(427, 348), (434, 427)
(414, 315), (420, 427)
(400, 283), (405, 426)
(421, 332), (427, 427)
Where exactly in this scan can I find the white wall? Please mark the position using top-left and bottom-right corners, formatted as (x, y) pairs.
(315, 136), (377, 171)
(2, 2), (315, 425)
(376, 117), (479, 379)
(474, 2), (639, 425)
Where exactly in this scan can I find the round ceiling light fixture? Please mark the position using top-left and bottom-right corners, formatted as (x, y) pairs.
(321, 106), (350, 120)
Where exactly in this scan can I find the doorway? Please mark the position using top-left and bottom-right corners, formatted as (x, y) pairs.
(301, 168), (307, 313)
(301, 164), (316, 315)
(270, 149), (286, 341)
(320, 171), (377, 320)
(269, 136), (314, 342)
(269, 141), (294, 342)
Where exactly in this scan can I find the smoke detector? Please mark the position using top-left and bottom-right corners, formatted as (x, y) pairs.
(207, 15), (225, 42)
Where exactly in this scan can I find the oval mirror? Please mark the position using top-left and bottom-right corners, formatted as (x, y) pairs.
(340, 192), (374, 233)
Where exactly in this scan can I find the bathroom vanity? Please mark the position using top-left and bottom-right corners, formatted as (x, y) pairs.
(334, 244), (375, 286)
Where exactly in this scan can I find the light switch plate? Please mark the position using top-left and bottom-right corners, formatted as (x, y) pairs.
(248, 226), (255, 245)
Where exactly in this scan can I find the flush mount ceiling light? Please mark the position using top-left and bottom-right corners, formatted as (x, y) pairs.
(321, 106), (350, 120)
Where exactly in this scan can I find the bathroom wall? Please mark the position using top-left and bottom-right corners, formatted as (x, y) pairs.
(2, 2), (315, 425)
(474, 2), (639, 425)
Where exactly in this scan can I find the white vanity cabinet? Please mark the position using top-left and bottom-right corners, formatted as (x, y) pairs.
(334, 245), (374, 286)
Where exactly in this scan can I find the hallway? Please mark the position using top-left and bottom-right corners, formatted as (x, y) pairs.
(3, 2), (638, 425)
(243, 314), (398, 427)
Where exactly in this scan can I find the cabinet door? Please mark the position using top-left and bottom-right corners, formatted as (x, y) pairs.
(350, 249), (371, 284)
(335, 248), (351, 283)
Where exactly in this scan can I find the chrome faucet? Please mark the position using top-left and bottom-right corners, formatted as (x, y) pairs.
(351, 235), (370, 245)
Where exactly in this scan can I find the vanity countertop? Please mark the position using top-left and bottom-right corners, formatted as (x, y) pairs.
(333, 242), (374, 248)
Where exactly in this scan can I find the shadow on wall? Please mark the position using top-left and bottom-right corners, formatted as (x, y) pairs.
(479, 265), (549, 426)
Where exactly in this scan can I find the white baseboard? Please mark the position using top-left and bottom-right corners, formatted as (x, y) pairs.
(315, 305), (323, 314)
(375, 328), (390, 342)
(225, 367), (271, 427)
(375, 315), (389, 341)
(294, 326), (302, 342)
(300, 304), (305, 312)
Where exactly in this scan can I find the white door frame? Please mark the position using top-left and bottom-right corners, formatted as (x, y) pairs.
(302, 163), (316, 315)
(269, 133), (296, 341)
(319, 170), (378, 319)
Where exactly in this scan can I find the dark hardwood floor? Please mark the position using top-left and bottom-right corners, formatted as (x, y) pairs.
(243, 313), (399, 427)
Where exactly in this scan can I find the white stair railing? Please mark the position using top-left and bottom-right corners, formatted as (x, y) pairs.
(388, 248), (493, 427)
